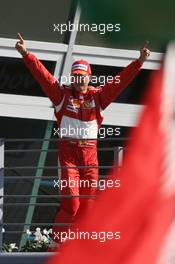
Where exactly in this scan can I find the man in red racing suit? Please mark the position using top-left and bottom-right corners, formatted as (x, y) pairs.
(16, 33), (150, 244)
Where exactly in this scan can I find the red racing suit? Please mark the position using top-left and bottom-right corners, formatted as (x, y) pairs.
(23, 53), (142, 243)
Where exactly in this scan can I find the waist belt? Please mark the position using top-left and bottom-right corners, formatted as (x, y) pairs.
(60, 137), (97, 147)
(70, 140), (96, 147)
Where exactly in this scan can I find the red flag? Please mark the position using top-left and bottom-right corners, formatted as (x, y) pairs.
(48, 44), (175, 264)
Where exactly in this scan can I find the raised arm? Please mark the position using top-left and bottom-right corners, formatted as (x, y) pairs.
(99, 42), (150, 110)
(15, 33), (63, 105)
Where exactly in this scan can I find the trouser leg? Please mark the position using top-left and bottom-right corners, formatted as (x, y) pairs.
(75, 145), (99, 222)
(52, 142), (80, 243)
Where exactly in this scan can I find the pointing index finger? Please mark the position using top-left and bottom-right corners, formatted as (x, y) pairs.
(143, 40), (150, 49)
(17, 32), (24, 43)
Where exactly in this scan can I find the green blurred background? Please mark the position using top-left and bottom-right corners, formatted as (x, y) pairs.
(78, 0), (175, 51)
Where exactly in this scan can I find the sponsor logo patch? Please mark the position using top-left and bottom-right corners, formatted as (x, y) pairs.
(83, 99), (95, 108)
(66, 97), (80, 113)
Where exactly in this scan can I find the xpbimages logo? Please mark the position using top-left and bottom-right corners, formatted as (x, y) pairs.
(57, 74), (121, 86)
(53, 21), (121, 35)
(53, 178), (121, 191)
(54, 126), (121, 139)
(53, 229), (121, 243)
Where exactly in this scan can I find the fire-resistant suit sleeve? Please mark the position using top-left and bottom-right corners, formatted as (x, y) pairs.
(98, 60), (142, 110)
(23, 53), (64, 105)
